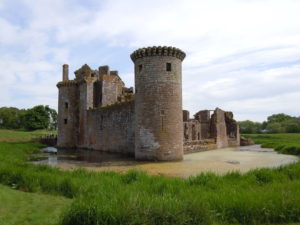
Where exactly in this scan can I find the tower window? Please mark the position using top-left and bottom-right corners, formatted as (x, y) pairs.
(64, 119), (68, 124)
(100, 115), (104, 130)
(166, 63), (172, 71)
(138, 64), (143, 72)
(65, 102), (68, 109)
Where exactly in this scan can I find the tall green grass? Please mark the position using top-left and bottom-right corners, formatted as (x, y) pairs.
(244, 133), (300, 155)
(0, 140), (300, 225)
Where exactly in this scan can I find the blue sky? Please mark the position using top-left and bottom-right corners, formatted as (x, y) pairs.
(0, 0), (300, 121)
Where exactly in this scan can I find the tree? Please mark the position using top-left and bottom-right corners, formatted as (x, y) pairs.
(267, 113), (292, 124)
(264, 113), (293, 133)
(238, 120), (262, 134)
(0, 105), (57, 131)
(285, 117), (300, 133)
(265, 122), (286, 133)
(0, 107), (26, 129)
(45, 106), (58, 130)
(23, 105), (50, 130)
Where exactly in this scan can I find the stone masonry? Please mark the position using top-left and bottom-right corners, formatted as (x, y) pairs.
(57, 46), (240, 161)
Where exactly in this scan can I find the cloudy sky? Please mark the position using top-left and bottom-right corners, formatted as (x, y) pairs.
(0, 0), (299, 121)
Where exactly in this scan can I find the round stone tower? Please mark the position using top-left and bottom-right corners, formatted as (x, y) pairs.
(131, 46), (186, 161)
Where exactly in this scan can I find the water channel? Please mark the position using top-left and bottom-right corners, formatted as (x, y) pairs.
(34, 145), (299, 178)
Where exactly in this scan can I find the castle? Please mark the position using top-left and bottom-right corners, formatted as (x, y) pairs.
(57, 46), (240, 161)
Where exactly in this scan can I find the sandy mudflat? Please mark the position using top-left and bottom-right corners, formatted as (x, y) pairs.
(37, 145), (299, 178)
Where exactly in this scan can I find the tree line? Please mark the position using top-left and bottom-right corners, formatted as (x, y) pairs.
(238, 113), (300, 134)
(0, 105), (57, 131)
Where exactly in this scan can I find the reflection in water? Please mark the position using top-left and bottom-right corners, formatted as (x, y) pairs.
(34, 145), (299, 178)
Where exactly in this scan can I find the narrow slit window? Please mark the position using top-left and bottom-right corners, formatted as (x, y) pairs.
(138, 64), (143, 72)
(166, 63), (172, 71)
(64, 119), (68, 124)
(161, 110), (165, 131)
(65, 102), (68, 109)
(100, 115), (104, 130)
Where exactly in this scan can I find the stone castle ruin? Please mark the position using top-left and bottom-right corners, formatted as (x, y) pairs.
(57, 46), (240, 161)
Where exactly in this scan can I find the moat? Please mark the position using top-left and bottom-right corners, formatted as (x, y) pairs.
(33, 145), (299, 178)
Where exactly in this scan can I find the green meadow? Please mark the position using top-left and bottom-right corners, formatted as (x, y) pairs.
(0, 184), (71, 225)
(0, 130), (300, 225)
(244, 133), (300, 155)
(0, 129), (56, 142)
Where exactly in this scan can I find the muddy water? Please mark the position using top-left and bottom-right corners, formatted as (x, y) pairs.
(35, 145), (299, 178)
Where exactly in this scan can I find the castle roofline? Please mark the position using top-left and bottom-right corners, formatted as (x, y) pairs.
(57, 80), (77, 88)
(130, 46), (186, 62)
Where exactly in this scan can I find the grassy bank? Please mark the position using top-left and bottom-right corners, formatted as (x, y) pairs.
(0, 130), (300, 224)
(0, 184), (71, 225)
(244, 133), (300, 155)
(0, 129), (56, 142)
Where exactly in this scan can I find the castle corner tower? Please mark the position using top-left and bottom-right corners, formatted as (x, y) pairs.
(131, 46), (186, 161)
(57, 64), (78, 148)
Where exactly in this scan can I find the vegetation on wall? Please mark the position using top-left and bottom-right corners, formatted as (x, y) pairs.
(0, 105), (57, 131)
(239, 113), (300, 134)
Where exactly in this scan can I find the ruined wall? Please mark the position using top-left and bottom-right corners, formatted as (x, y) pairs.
(195, 110), (211, 139)
(211, 108), (229, 148)
(57, 82), (78, 147)
(225, 111), (240, 147)
(183, 108), (240, 152)
(131, 47), (186, 161)
(183, 120), (201, 141)
(84, 101), (135, 154)
(101, 75), (119, 106)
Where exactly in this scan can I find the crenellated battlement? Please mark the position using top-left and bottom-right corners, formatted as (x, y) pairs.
(130, 46), (186, 62)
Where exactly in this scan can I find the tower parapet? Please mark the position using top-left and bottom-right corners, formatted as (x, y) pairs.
(131, 46), (185, 161)
(130, 46), (186, 62)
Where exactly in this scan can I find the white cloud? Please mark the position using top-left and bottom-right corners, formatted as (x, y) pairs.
(0, 0), (299, 121)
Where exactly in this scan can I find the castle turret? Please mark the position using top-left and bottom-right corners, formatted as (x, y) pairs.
(131, 46), (186, 161)
(57, 64), (78, 148)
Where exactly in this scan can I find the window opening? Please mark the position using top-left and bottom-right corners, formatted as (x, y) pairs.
(138, 64), (143, 72)
(166, 63), (172, 71)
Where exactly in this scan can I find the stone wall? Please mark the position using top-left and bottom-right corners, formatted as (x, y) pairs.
(210, 108), (229, 148)
(101, 76), (119, 106)
(183, 120), (201, 141)
(57, 82), (78, 147)
(84, 101), (135, 154)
